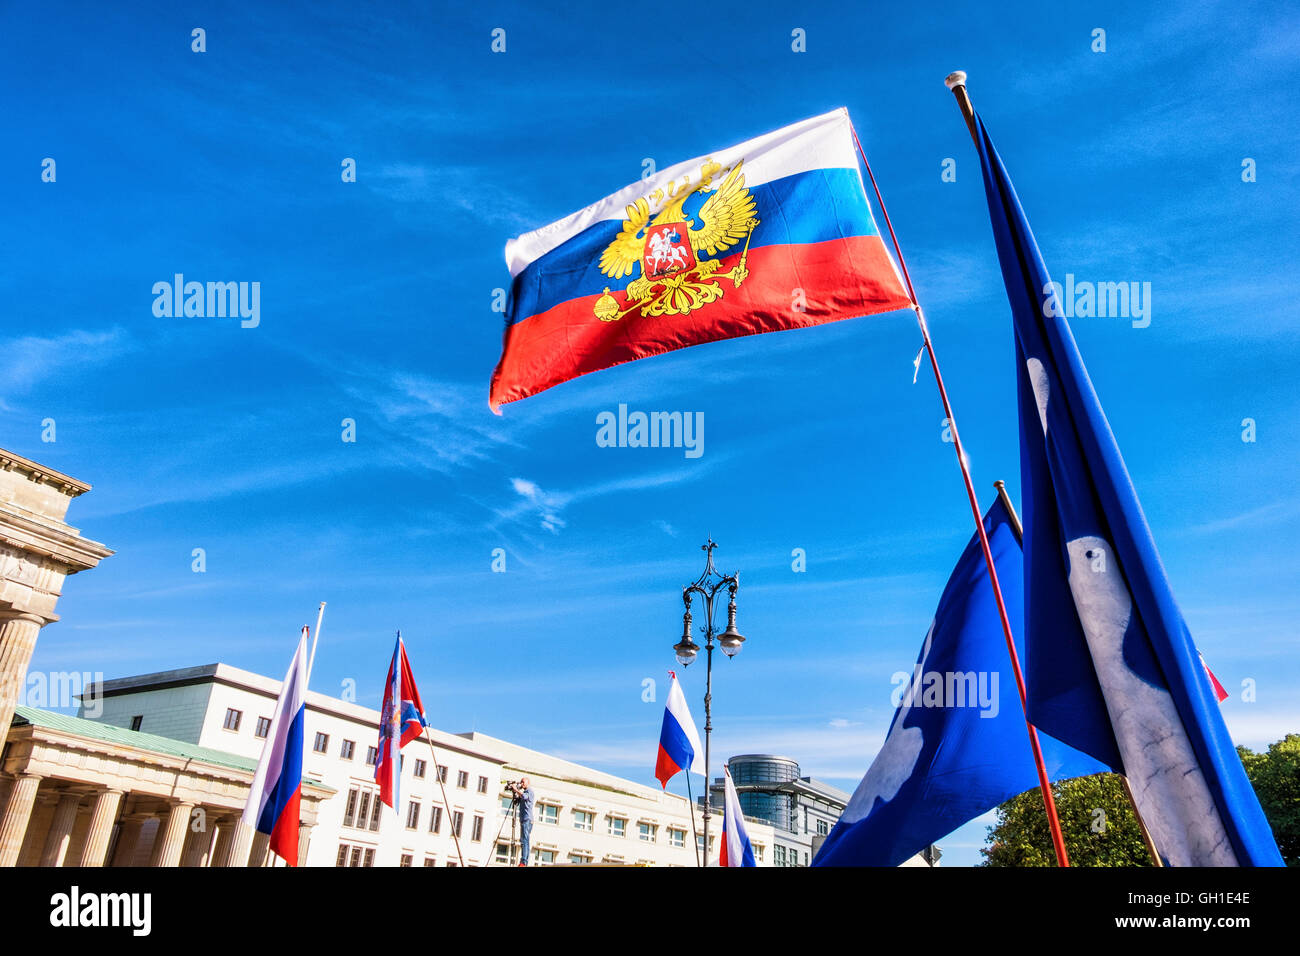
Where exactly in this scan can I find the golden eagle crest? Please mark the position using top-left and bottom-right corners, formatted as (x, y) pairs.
(593, 158), (760, 321)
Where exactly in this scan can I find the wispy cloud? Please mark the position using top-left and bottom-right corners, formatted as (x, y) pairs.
(509, 477), (567, 533)
(0, 327), (134, 400)
(487, 455), (729, 537)
(1185, 500), (1300, 537)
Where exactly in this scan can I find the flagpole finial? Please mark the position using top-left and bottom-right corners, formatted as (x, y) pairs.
(944, 72), (979, 146)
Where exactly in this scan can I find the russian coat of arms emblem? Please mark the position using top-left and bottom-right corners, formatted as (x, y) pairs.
(593, 159), (760, 321)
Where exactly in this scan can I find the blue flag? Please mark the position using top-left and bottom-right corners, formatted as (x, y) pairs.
(813, 498), (1105, 867)
(973, 112), (1283, 866)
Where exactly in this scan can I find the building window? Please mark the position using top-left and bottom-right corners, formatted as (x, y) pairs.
(668, 828), (685, 848)
(424, 856), (437, 867)
(567, 851), (592, 864)
(339, 739), (355, 760)
(456, 770), (468, 789)
(365, 746), (378, 766)
(773, 845), (787, 867)
(428, 805), (442, 834)
(436, 765), (448, 783)
(406, 801), (421, 830)
(362, 848), (375, 867)
(532, 848), (556, 865)
(335, 844), (349, 867)
(754, 844), (765, 862)
(223, 708), (241, 732)
(477, 775), (488, 794)
(538, 803), (559, 826)
(368, 797), (381, 832)
(638, 822), (658, 843)
(254, 716), (271, 738)
(400, 853), (412, 867)
(816, 818), (829, 836)
(472, 814), (484, 842)
(495, 842), (511, 864)
(414, 759), (427, 778)
(608, 817), (626, 838)
(349, 846), (362, 867)
(313, 732), (329, 754)
(354, 790), (371, 830)
(452, 811), (464, 838)
(573, 809), (594, 832)
(130, 715), (144, 732)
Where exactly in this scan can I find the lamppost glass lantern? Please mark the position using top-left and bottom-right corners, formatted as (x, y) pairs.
(674, 638), (700, 666)
(718, 626), (745, 658)
(674, 612), (699, 665)
(719, 600), (745, 658)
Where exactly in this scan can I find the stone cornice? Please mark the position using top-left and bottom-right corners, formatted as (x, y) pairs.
(0, 449), (91, 498)
(0, 504), (113, 572)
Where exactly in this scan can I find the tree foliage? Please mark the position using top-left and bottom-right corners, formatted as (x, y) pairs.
(981, 772), (1153, 867)
(1237, 734), (1300, 866)
(982, 735), (1299, 866)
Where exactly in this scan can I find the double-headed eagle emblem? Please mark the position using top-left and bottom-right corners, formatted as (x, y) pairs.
(593, 159), (760, 321)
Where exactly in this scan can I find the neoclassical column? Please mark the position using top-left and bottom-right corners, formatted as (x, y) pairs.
(0, 772), (43, 867)
(209, 816), (236, 867)
(247, 829), (271, 867)
(76, 788), (123, 867)
(296, 822), (315, 867)
(111, 814), (150, 867)
(221, 819), (255, 868)
(180, 820), (214, 868)
(38, 790), (84, 867)
(0, 448), (113, 735)
(0, 612), (45, 734)
(152, 801), (195, 867)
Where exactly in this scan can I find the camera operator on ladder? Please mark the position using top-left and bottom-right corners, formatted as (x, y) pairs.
(506, 777), (534, 866)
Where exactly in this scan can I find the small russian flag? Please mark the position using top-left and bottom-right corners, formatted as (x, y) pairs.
(241, 627), (309, 865)
(655, 671), (704, 788)
(1200, 652), (1230, 704)
(720, 764), (756, 867)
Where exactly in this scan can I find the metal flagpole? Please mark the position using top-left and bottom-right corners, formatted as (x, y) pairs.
(849, 116), (1071, 866)
(420, 728), (467, 867)
(306, 601), (326, 683)
(993, 481), (1164, 867)
(685, 773), (701, 867)
(1120, 775), (1164, 867)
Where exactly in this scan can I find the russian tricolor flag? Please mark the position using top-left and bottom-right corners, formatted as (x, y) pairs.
(490, 109), (911, 411)
(655, 672), (704, 788)
(241, 626), (309, 865)
(720, 764), (756, 867)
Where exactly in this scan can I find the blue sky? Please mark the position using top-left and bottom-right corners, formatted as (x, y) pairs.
(4, 1), (1298, 866)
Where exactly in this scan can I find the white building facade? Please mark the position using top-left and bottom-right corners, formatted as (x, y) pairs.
(80, 663), (773, 867)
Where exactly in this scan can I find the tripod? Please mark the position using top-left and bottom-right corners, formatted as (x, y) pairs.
(489, 792), (520, 866)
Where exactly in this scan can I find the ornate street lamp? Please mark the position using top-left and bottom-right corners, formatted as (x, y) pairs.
(673, 539), (745, 865)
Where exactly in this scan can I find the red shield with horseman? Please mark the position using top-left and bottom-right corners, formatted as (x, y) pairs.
(642, 222), (696, 278)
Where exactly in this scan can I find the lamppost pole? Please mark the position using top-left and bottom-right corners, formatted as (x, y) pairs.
(673, 539), (745, 866)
